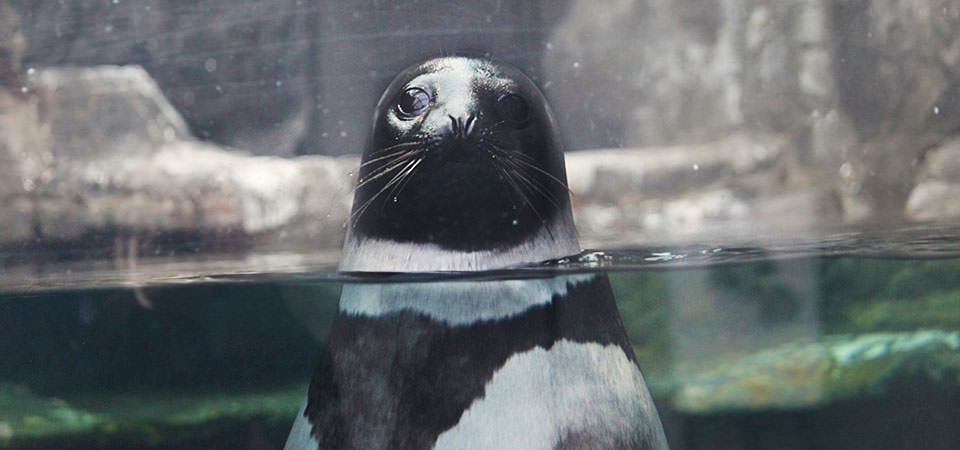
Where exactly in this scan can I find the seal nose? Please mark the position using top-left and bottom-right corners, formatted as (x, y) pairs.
(448, 114), (477, 140)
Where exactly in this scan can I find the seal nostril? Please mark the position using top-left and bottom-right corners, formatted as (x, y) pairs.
(449, 115), (477, 140)
(464, 115), (477, 138)
(448, 115), (460, 138)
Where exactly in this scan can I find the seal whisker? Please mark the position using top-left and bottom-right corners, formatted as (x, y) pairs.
(503, 165), (556, 241)
(352, 157), (420, 222)
(491, 152), (565, 222)
(485, 145), (552, 227)
(504, 162), (562, 214)
(364, 140), (425, 159)
(385, 157), (423, 205)
(353, 148), (424, 192)
(498, 149), (572, 194)
(482, 141), (570, 205)
(358, 148), (419, 170)
(496, 161), (540, 221)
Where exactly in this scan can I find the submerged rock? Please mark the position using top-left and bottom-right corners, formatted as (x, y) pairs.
(670, 330), (960, 414)
(0, 382), (302, 448)
(0, 383), (103, 445)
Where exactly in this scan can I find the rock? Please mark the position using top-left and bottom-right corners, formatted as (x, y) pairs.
(0, 89), (50, 243)
(0, 65), (355, 251)
(670, 330), (960, 413)
(33, 140), (355, 245)
(0, 382), (302, 448)
(30, 66), (191, 161)
(566, 134), (787, 202)
(0, 383), (103, 445)
(905, 181), (960, 221)
(56, 143), (352, 235)
(564, 134), (835, 245)
(906, 137), (960, 221)
(542, 0), (840, 151)
(0, 1), (25, 90)
(917, 137), (960, 181)
(830, 0), (960, 218)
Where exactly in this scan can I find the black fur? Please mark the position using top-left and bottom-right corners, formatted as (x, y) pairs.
(304, 275), (636, 449)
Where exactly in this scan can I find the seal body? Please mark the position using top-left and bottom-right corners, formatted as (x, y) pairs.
(285, 57), (667, 450)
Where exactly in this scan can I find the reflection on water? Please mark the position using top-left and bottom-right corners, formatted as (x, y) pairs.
(1, 225), (959, 449)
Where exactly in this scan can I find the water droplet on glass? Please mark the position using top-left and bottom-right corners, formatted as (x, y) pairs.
(839, 162), (853, 178)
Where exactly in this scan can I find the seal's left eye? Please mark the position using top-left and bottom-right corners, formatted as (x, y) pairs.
(497, 93), (530, 124)
(397, 87), (431, 118)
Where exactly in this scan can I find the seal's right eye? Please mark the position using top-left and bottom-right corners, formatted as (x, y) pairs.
(396, 87), (431, 118)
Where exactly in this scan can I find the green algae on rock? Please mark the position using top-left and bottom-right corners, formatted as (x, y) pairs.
(0, 383), (303, 448)
(672, 330), (960, 414)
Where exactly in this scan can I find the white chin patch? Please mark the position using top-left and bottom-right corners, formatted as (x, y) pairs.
(339, 274), (595, 325)
(338, 218), (579, 272)
(433, 340), (668, 450)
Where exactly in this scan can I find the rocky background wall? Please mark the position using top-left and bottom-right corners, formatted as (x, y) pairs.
(1, 0), (959, 258)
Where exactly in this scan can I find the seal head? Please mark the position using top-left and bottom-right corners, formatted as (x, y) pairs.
(346, 57), (574, 263)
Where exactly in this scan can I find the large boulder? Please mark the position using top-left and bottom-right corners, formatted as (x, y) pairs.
(0, 90), (49, 243)
(564, 134), (837, 246)
(1, 65), (354, 252)
(906, 137), (960, 221)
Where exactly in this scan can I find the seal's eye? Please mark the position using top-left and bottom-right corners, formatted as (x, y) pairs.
(497, 93), (530, 124)
(396, 87), (431, 118)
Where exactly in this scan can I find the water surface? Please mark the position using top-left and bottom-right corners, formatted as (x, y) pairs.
(1, 223), (959, 449)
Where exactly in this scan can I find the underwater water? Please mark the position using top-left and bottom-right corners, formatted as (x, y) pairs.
(1, 225), (959, 450)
